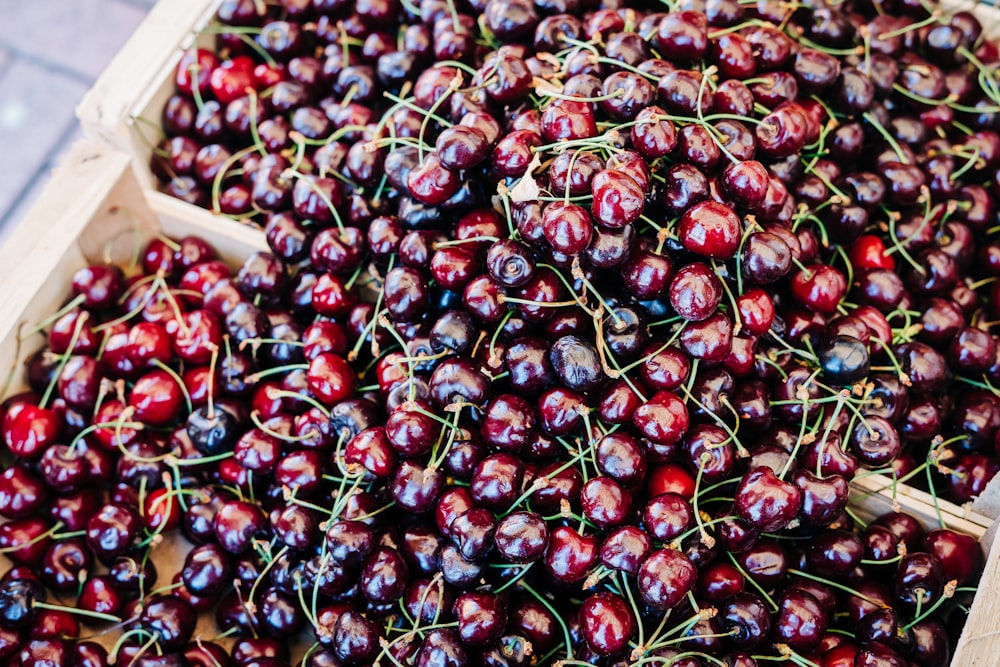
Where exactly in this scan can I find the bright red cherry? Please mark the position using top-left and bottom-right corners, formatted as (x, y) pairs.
(678, 200), (742, 259)
(128, 369), (184, 426)
(790, 264), (847, 313)
(307, 353), (356, 405)
(850, 234), (896, 271)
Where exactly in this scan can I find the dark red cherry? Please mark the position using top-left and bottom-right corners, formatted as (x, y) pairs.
(591, 170), (644, 229)
(454, 591), (507, 647)
(86, 504), (140, 561)
(734, 467), (802, 532)
(138, 595), (196, 650)
(581, 476), (631, 529)
(544, 526), (598, 583)
(637, 549), (696, 610)
(657, 11), (708, 61)
(579, 592), (635, 656)
(721, 592), (771, 649)
(669, 261), (722, 321)
(774, 588), (827, 651)
(633, 390), (689, 447)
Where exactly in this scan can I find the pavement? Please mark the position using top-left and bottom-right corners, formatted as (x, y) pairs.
(0, 0), (156, 237)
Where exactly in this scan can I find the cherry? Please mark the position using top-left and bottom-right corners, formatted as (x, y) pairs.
(819, 335), (870, 386)
(722, 592), (771, 650)
(668, 262), (722, 322)
(495, 512), (548, 563)
(643, 492), (692, 542)
(4, 404), (60, 460)
(0, 465), (47, 519)
(895, 552), (945, 612)
(213, 500), (266, 554)
(579, 592), (635, 656)
(392, 460), (444, 513)
(633, 390), (689, 447)
(407, 154), (460, 206)
(307, 353), (356, 405)
(85, 504), (140, 562)
(775, 588), (827, 651)
(450, 507), (496, 561)
(735, 467), (802, 532)
(581, 476), (631, 529)
(680, 311), (734, 363)
(677, 201), (742, 259)
(181, 543), (232, 597)
(361, 546), (409, 604)
(544, 526), (598, 583)
(637, 549), (697, 610)
(791, 264), (847, 313)
(657, 11), (708, 61)
(40, 538), (92, 593)
(333, 611), (381, 664)
(591, 169), (644, 229)
(139, 595), (196, 650)
(454, 591), (507, 646)
(922, 529), (980, 585)
(0, 579), (43, 629)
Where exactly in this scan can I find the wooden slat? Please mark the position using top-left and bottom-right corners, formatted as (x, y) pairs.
(950, 528), (1000, 665)
(0, 144), (139, 350)
(851, 474), (994, 535)
(941, 0), (1000, 40)
(76, 0), (220, 152)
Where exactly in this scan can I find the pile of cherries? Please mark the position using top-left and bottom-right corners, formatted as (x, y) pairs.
(2, 0), (994, 664)
(0, 239), (984, 667)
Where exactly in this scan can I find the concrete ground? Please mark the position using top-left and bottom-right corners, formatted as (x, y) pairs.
(0, 0), (156, 238)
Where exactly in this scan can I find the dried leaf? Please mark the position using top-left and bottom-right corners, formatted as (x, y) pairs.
(507, 152), (542, 203)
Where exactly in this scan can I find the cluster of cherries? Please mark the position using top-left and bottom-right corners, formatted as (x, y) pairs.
(0, 0), (985, 664)
(0, 248), (985, 667)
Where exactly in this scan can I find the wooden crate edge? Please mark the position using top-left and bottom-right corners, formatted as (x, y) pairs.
(0, 142), (136, 336)
(949, 525), (1000, 666)
(76, 0), (220, 149)
(852, 474), (995, 533)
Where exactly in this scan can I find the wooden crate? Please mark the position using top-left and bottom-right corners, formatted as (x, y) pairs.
(0, 139), (266, 657)
(75, 0), (1000, 219)
(76, 0), (223, 229)
(1, 139), (999, 664)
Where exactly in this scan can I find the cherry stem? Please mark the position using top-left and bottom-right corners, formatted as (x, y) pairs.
(633, 652), (727, 667)
(905, 585), (956, 631)
(266, 386), (330, 418)
(110, 629), (154, 662)
(246, 363), (309, 383)
(68, 416), (144, 454)
(293, 570), (317, 628)
(671, 515), (737, 549)
(35, 601), (122, 623)
(282, 170), (347, 233)
(22, 294), (88, 338)
(495, 562), (535, 593)
(520, 580), (573, 662)
(924, 461), (947, 530)
(249, 410), (311, 443)
(150, 359), (193, 415)
(787, 568), (890, 608)
(691, 454), (715, 547)
(727, 552), (779, 612)
(427, 408), (463, 470)
(40, 315), (87, 409)
(417, 74), (462, 163)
